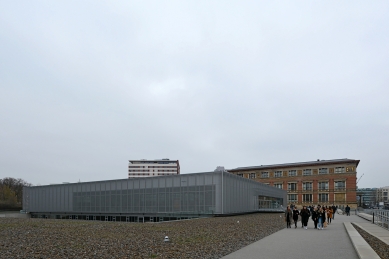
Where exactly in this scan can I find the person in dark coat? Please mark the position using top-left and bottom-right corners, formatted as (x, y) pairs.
(345, 205), (351, 216)
(300, 206), (310, 229)
(292, 207), (300, 228)
(311, 207), (318, 229)
(285, 206), (292, 228)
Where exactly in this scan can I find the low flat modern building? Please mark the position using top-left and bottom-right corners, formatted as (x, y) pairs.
(228, 158), (360, 209)
(23, 171), (286, 222)
(128, 159), (180, 178)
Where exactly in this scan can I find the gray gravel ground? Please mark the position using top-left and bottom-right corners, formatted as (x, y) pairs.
(352, 223), (389, 259)
(0, 213), (284, 259)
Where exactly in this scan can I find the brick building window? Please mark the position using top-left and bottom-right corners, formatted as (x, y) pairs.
(318, 193), (329, 202)
(303, 182), (312, 191)
(319, 168), (328, 174)
(288, 183), (297, 191)
(303, 194), (313, 202)
(318, 182), (328, 190)
(334, 181), (346, 190)
(274, 171), (283, 177)
(274, 183), (283, 189)
(288, 170), (297, 176)
(335, 167), (345, 173)
(249, 173), (256, 179)
(261, 172), (269, 178)
(237, 174), (243, 177)
(303, 169), (312, 176)
(288, 194), (298, 202)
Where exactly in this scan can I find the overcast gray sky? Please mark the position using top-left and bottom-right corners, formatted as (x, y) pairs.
(1, 1), (388, 188)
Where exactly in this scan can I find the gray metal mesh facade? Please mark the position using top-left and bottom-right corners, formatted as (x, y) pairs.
(23, 171), (286, 217)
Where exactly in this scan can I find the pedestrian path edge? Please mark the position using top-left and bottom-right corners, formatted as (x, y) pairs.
(353, 221), (389, 246)
(344, 222), (380, 259)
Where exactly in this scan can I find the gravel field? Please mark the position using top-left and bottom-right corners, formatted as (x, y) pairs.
(0, 213), (284, 259)
(352, 223), (389, 259)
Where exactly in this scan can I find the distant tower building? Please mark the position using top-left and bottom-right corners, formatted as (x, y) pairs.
(214, 166), (226, 172)
(128, 159), (180, 178)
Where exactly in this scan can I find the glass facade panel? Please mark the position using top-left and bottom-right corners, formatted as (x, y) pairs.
(258, 196), (283, 210)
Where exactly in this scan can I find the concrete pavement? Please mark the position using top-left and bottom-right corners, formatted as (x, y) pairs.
(221, 213), (368, 259)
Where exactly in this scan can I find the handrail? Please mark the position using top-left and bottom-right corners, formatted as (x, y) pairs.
(362, 209), (389, 230)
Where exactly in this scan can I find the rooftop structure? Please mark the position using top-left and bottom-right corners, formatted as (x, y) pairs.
(128, 159), (180, 178)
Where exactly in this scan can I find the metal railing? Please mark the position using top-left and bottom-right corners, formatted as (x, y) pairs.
(362, 209), (389, 230)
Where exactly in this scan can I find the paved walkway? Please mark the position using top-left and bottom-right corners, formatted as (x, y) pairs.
(221, 213), (367, 259)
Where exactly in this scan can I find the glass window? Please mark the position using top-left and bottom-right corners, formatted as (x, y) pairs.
(303, 169), (312, 176)
(288, 194), (297, 202)
(303, 182), (312, 191)
(288, 170), (297, 176)
(318, 182), (328, 190)
(303, 194), (312, 202)
(261, 172), (269, 178)
(334, 181), (346, 189)
(319, 168), (328, 174)
(288, 183), (297, 191)
(274, 171), (283, 177)
(318, 193), (329, 202)
(249, 173), (256, 179)
(335, 167), (345, 173)
(237, 173), (243, 177)
(274, 183), (283, 189)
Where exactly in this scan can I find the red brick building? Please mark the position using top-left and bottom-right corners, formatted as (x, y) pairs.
(228, 159), (360, 209)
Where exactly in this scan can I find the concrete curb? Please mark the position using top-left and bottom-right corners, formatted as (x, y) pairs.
(357, 213), (373, 222)
(344, 222), (380, 259)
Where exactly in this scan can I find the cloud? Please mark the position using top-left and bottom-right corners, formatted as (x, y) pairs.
(0, 1), (388, 188)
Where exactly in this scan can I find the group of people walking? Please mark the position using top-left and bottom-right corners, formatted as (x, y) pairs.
(285, 204), (338, 230)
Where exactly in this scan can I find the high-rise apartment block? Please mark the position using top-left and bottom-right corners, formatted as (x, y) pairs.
(128, 159), (180, 178)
